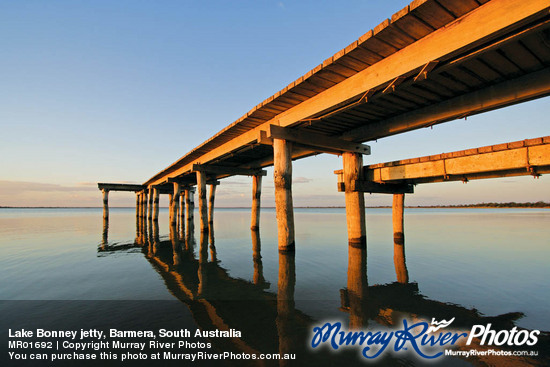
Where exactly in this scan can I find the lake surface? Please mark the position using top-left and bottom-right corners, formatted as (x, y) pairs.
(1, 207), (548, 366)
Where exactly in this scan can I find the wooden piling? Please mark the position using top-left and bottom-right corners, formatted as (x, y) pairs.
(140, 199), (148, 246)
(273, 139), (295, 252)
(101, 189), (109, 220)
(148, 187), (153, 221)
(185, 189), (194, 223)
(153, 188), (160, 221)
(147, 214), (153, 246)
(171, 183), (180, 226)
(136, 193), (140, 219)
(393, 193), (409, 284)
(343, 152), (366, 248)
(140, 191), (147, 218)
(139, 191), (143, 218)
(208, 184), (216, 229)
(142, 191), (148, 220)
(168, 193), (173, 224)
(197, 171), (208, 233)
(135, 193), (141, 243)
(251, 175), (262, 231)
(179, 192), (185, 236)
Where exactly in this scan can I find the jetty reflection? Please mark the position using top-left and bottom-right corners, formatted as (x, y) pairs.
(99, 220), (548, 366)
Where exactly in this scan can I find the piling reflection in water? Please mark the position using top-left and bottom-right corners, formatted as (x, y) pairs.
(277, 252), (296, 366)
(393, 193), (409, 284)
(170, 222), (181, 266)
(98, 220), (548, 366)
(101, 217), (109, 251)
(251, 230), (268, 288)
(198, 232), (209, 298)
(209, 226), (217, 263)
(345, 246), (368, 330)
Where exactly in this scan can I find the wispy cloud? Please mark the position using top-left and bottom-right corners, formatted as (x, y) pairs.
(293, 177), (312, 184)
(277, 1), (285, 10)
(76, 182), (97, 186)
(0, 180), (97, 192)
(220, 180), (250, 186)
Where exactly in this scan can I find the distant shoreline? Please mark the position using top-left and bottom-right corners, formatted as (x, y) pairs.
(1, 203), (549, 209)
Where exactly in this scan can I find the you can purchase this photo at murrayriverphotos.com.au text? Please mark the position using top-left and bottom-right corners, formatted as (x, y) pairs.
(1, 0), (550, 366)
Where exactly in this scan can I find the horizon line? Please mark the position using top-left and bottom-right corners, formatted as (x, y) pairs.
(1, 202), (549, 209)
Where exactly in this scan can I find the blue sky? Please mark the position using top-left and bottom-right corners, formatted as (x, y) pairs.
(1, 0), (548, 207)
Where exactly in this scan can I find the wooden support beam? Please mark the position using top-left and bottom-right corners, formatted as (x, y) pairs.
(168, 193), (173, 224)
(336, 180), (414, 194)
(153, 188), (160, 221)
(135, 193), (140, 244)
(382, 76), (405, 94)
(208, 184), (216, 228)
(98, 183), (145, 192)
(171, 182), (180, 226)
(101, 189), (109, 220)
(147, 187), (153, 221)
(268, 125), (370, 155)
(192, 164), (266, 177)
(243, 145), (320, 170)
(153, 186), (175, 195)
(167, 177), (193, 184)
(179, 193), (185, 236)
(341, 68), (550, 142)
(135, 192), (140, 219)
(197, 171), (208, 233)
(273, 139), (295, 252)
(393, 193), (408, 284)
(413, 60), (438, 82)
(300, 88), (375, 123)
(186, 188), (195, 224)
(251, 175), (262, 231)
(256, 130), (273, 146)
(343, 152), (366, 249)
(141, 191), (148, 220)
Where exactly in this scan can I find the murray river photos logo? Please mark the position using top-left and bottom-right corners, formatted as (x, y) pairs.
(310, 318), (540, 360)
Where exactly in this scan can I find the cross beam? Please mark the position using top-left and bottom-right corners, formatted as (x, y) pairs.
(267, 125), (371, 155)
(97, 183), (145, 192)
(165, 177), (220, 186)
(336, 180), (414, 194)
(192, 164), (267, 177)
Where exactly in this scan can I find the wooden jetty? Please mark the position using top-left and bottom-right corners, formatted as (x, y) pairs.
(99, 0), (550, 253)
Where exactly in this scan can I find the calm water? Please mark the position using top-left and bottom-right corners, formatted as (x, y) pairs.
(1, 207), (549, 366)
